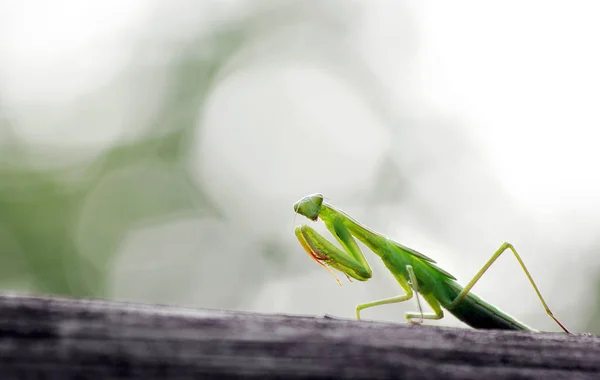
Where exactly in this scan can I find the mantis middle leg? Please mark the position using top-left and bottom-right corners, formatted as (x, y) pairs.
(357, 265), (444, 324)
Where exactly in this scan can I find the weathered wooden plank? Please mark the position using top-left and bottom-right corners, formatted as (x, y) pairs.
(0, 294), (598, 379)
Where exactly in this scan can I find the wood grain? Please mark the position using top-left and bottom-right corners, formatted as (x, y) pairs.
(0, 294), (598, 379)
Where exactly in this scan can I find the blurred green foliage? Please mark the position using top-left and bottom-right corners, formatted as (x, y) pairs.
(0, 2), (270, 298)
(0, 132), (210, 297)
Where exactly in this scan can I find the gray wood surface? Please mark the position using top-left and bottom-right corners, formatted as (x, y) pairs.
(0, 294), (598, 379)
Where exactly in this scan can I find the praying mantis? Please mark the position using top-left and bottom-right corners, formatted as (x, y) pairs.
(293, 193), (571, 333)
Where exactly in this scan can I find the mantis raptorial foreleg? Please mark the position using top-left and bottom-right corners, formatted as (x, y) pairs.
(449, 242), (570, 334)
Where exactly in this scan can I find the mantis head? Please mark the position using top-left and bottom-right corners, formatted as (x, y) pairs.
(293, 194), (371, 285)
(293, 193), (324, 221)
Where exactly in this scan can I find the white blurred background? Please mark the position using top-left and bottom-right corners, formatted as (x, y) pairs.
(1, 0), (599, 333)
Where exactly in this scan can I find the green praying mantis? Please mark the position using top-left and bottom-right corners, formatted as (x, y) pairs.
(293, 193), (572, 333)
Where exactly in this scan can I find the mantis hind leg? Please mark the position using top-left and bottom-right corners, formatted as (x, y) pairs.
(448, 242), (571, 334)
